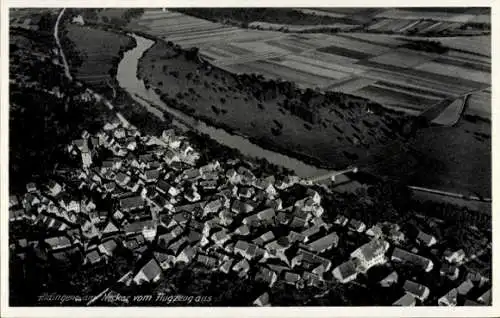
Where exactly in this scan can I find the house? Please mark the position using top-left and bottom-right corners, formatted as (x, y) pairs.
(197, 254), (218, 268)
(438, 288), (458, 306)
(256, 208), (276, 224)
(307, 232), (339, 253)
(158, 226), (184, 248)
(84, 249), (103, 265)
(47, 180), (63, 196)
(212, 229), (231, 246)
(457, 279), (474, 296)
(9, 195), (19, 208)
(225, 169), (241, 184)
(379, 271), (399, 287)
(98, 239), (118, 257)
(477, 289), (491, 305)
(333, 214), (348, 227)
(44, 236), (72, 251)
(287, 231), (306, 244)
(444, 249), (466, 265)
(301, 224), (324, 243)
(238, 187), (255, 199)
(440, 263), (460, 280)
(133, 258), (163, 285)
(154, 251), (176, 270)
(253, 231), (275, 246)
(284, 272), (301, 285)
(232, 258), (250, 277)
(231, 200), (255, 215)
(289, 216), (307, 229)
(124, 220), (156, 241)
(176, 245), (197, 264)
(275, 175), (299, 189)
(184, 188), (201, 202)
(350, 238), (389, 272)
(220, 258), (234, 274)
(234, 240), (264, 260)
(168, 237), (189, 256)
(366, 225), (384, 237)
(348, 219), (366, 233)
(199, 180), (218, 190)
(256, 266), (278, 287)
(403, 280), (430, 301)
(124, 234), (146, 252)
(393, 293), (416, 306)
(141, 169), (160, 183)
(416, 231), (437, 247)
(119, 196), (145, 213)
(332, 260), (358, 283)
(253, 292), (270, 307)
(9, 209), (25, 222)
(203, 199), (223, 216)
(218, 209), (235, 227)
(391, 248), (434, 272)
(156, 180), (180, 197)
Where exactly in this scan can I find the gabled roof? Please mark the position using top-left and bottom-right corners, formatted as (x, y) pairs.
(393, 293), (416, 306)
(102, 221), (119, 234)
(137, 258), (162, 282)
(307, 232), (339, 253)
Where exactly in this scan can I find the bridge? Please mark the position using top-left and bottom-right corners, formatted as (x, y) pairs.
(300, 166), (358, 185)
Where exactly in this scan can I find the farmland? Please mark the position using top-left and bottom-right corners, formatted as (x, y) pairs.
(124, 10), (490, 117)
(61, 24), (135, 87)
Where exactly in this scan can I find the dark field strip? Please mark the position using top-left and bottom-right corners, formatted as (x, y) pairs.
(317, 45), (374, 61)
(433, 56), (491, 73)
(374, 80), (450, 99)
(357, 59), (487, 90)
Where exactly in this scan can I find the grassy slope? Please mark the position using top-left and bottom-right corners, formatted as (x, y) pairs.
(138, 40), (408, 170)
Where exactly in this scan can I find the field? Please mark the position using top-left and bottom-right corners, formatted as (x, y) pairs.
(126, 10), (491, 116)
(62, 24), (135, 87)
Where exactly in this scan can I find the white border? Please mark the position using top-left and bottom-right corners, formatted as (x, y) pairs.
(1, 1), (498, 317)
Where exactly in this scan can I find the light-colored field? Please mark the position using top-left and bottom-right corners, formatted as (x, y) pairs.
(415, 61), (491, 84)
(130, 9), (490, 117)
(369, 48), (435, 68)
(293, 9), (347, 18)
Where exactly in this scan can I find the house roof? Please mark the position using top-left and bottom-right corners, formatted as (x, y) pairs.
(119, 196), (144, 210)
(257, 208), (276, 221)
(124, 220), (154, 234)
(335, 260), (358, 280)
(253, 231), (275, 246)
(352, 238), (387, 262)
(231, 200), (255, 214)
(45, 236), (71, 248)
(403, 280), (429, 299)
(457, 279), (474, 295)
(477, 289), (491, 304)
(417, 231), (436, 245)
(197, 254), (218, 267)
(308, 232), (339, 253)
(290, 216), (306, 229)
(253, 292), (270, 306)
(103, 221), (119, 234)
(284, 272), (301, 283)
(137, 258), (162, 282)
(393, 293), (416, 306)
(100, 239), (118, 253)
(392, 248), (432, 270)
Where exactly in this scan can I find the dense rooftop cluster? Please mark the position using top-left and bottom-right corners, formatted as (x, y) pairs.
(9, 112), (491, 306)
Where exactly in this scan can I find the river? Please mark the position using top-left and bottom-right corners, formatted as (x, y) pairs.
(115, 33), (335, 179)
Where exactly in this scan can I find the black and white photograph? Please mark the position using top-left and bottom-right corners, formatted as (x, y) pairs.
(2, 3), (495, 313)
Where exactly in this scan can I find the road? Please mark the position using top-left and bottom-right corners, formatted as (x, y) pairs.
(54, 8), (72, 80)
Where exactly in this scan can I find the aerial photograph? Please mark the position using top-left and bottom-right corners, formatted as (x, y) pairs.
(8, 7), (491, 307)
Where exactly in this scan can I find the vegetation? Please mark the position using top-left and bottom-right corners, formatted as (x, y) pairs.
(401, 39), (449, 54)
(175, 8), (347, 27)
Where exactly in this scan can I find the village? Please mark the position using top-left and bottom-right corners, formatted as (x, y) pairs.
(8, 106), (492, 307)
